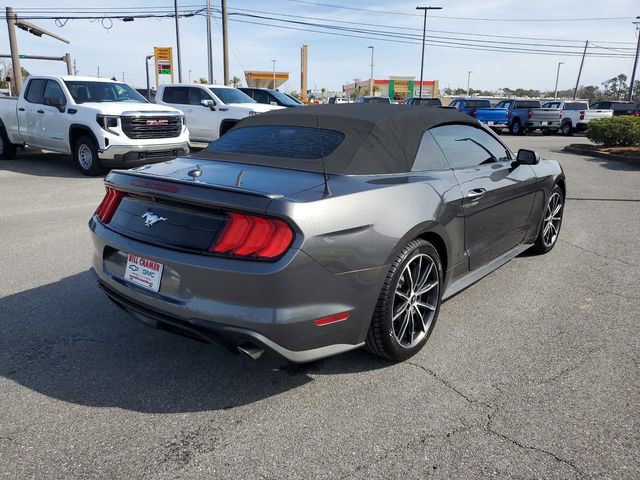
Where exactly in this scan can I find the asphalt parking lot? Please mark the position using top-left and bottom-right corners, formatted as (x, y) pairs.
(1, 134), (638, 479)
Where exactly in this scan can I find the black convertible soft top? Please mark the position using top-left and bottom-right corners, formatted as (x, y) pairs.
(194, 103), (478, 175)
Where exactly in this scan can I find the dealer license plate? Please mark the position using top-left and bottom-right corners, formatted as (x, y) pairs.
(124, 253), (163, 292)
(487, 121), (495, 125)
(542, 121), (550, 126)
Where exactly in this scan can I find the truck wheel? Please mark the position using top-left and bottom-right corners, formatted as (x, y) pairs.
(510, 119), (523, 135)
(0, 126), (18, 160)
(561, 122), (573, 136)
(75, 136), (106, 176)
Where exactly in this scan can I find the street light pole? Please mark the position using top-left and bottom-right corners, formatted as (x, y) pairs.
(553, 62), (564, 100)
(368, 46), (374, 96)
(416, 6), (442, 98)
(466, 71), (472, 96)
(206, 0), (213, 84)
(271, 59), (277, 89)
(628, 17), (640, 102)
(145, 54), (153, 100)
(173, 0), (183, 82)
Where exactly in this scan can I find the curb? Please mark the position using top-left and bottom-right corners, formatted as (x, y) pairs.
(562, 145), (639, 164)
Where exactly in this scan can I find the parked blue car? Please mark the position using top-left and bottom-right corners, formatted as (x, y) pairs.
(448, 98), (508, 130)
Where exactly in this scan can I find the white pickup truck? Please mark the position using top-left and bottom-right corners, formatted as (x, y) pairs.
(155, 83), (283, 143)
(0, 75), (189, 175)
(541, 100), (613, 136)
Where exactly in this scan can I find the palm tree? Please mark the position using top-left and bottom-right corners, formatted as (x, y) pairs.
(231, 75), (242, 88)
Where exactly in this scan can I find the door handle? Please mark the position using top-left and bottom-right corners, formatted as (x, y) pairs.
(18, 107), (25, 111)
(467, 188), (487, 200)
(37, 110), (45, 114)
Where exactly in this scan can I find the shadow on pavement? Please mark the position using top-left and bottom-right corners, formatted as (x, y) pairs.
(0, 271), (389, 413)
(583, 155), (640, 171)
(0, 148), (87, 178)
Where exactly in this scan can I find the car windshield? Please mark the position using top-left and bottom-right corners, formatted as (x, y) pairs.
(210, 87), (255, 104)
(269, 90), (302, 107)
(64, 81), (147, 103)
(611, 102), (635, 111)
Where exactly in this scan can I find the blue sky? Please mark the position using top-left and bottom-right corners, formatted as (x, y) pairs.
(2, 0), (637, 93)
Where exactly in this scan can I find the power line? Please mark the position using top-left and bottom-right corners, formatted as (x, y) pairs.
(281, 0), (631, 22)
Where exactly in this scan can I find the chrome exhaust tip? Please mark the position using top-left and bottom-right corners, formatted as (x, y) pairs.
(237, 343), (264, 360)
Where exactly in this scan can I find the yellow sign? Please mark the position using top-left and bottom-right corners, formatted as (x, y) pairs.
(394, 80), (410, 93)
(154, 47), (174, 86)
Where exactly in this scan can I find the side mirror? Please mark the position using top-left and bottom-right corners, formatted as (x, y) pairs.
(44, 97), (65, 112)
(201, 99), (215, 110)
(516, 149), (540, 165)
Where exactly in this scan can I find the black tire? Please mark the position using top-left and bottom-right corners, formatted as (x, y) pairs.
(561, 121), (573, 136)
(366, 238), (443, 361)
(510, 119), (523, 135)
(74, 136), (106, 176)
(530, 185), (564, 255)
(0, 125), (18, 160)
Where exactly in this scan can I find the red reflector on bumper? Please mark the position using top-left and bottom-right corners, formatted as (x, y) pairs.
(314, 312), (350, 326)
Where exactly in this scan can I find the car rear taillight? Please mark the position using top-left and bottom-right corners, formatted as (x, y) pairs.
(210, 212), (294, 259)
(470, 109), (477, 118)
(559, 110), (563, 119)
(527, 109), (533, 119)
(506, 110), (510, 120)
(95, 187), (125, 224)
(579, 111), (585, 120)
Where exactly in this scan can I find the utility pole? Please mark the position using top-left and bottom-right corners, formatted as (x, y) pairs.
(97, 65), (100, 78)
(271, 59), (277, 89)
(466, 71), (472, 96)
(206, 0), (213, 83)
(73, 58), (78, 76)
(222, 0), (229, 85)
(573, 40), (588, 100)
(416, 6), (442, 98)
(188, 69), (192, 82)
(174, 0), (183, 82)
(368, 46), (374, 96)
(145, 54), (153, 100)
(64, 53), (72, 75)
(553, 62), (564, 100)
(300, 44), (308, 103)
(122, 71), (125, 82)
(628, 18), (640, 102)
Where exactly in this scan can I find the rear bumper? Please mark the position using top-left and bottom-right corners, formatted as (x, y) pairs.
(98, 140), (190, 165)
(525, 121), (560, 129)
(89, 218), (384, 362)
(481, 121), (508, 127)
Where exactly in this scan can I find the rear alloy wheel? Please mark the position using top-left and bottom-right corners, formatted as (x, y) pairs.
(510, 119), (523, 135)
(366, 239), (443, 361)
(531, 185), (564, 254)
(75, 136), (106, 176)
(561, 122), (573, 136)
(0, 126), (17, 160)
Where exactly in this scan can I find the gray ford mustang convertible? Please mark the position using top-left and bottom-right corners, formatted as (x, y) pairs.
(90, 104), (565, 362)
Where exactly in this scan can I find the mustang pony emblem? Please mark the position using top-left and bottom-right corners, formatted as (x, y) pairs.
(142, 212), (167, 227)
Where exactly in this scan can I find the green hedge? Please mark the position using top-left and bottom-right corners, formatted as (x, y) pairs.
(587, 116), (640, 147)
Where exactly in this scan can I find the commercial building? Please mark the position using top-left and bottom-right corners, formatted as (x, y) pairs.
(244, 70), (289, 89)
(343, 76), (439, 101)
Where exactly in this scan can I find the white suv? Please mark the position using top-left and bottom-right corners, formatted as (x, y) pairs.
(155, 84), (283, 143)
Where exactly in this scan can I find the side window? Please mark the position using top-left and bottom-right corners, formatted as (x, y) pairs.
(43, 80), (67, 106)
(25, 79), (46, 104)
(253, 90), (271, 104)
(188, 87), (211, 105)
(412, 131), (450, 171)
(430, 125), (511, 169)
(162, 86), (189, 104)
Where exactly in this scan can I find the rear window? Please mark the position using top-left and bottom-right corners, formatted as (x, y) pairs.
(463, 100), (490, 108)
(363, 97), (391, 104)
(207, 126), (345, 160)
(612, 102), (635, 111)
(564, 102), (588, 110)
(414, 98), (442, 107)
(515, 100), (541, 109)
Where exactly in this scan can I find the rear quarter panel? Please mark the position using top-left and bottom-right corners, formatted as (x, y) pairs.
(267, 171), (466, 276)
